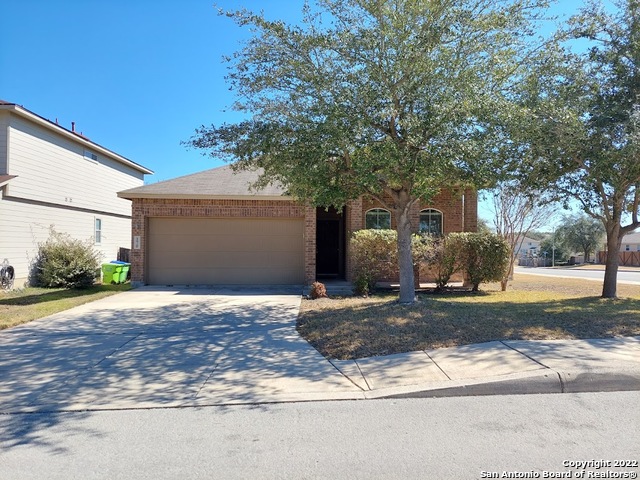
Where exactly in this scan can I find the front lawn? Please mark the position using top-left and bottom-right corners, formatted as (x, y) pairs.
(297, 276), (640, 360)
(0, 284), (132, 330)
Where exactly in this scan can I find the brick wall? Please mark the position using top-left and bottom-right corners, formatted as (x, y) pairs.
(129, 189), (478, 286)
(352, 189), (478, 283)
(129, 198), (312, 285)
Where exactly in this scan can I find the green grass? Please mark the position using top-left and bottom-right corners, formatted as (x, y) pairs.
(0, 284), (132, 330)
(298, 276), (640, 360)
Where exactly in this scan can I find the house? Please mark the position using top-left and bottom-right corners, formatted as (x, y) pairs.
(515, 236), (541, 258)
(118, 165), (477, 286)
(0, 101), (153, 287)
(620, 231), (640, 252)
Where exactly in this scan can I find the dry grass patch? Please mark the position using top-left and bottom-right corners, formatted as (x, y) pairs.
(0, 284), (132, 330)
(297, 276), (640, 360)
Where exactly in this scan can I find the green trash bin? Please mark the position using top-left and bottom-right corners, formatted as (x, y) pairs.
(109, 261), (130, 283)
(102, 263), (123, 284)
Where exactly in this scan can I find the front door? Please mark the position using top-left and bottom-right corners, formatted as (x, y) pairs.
(316, 207), (345, 278)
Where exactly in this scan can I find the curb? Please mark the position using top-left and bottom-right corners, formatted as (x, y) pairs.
(377, 371), (640, 399)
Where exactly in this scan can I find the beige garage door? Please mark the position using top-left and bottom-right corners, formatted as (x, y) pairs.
(147, 217), (304, 285)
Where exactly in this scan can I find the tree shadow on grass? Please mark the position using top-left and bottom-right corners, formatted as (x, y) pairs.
(297, 294), (640, 360)
(0, 285), (129, 307)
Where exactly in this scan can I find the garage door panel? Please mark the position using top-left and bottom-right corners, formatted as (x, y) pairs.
(149, 251), (304, 270)
(147, 218), (304, 285)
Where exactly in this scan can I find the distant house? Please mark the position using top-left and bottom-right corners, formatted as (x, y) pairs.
(515, 236), (541, 258)
(597, 231), (640, 267)
(0, 101), (153, 287)
(118, 165), (477, 286)
(621, 231), (640, 252)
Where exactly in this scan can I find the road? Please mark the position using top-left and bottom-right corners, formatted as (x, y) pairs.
(1, 392), (639, 480)
(515, 266), (640, 285)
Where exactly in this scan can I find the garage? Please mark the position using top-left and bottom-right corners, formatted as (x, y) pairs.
(147, 217), (305, 285)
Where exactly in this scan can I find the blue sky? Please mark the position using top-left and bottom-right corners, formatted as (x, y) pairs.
(0, 0), (613, 222)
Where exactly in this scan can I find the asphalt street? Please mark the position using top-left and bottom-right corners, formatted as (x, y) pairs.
(1, 392), (639, 480)
(515, 266), (640, 285)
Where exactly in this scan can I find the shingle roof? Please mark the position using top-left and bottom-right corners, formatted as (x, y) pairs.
(118, 164), (288, 199)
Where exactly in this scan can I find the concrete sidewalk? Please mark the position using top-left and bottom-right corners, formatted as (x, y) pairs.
(1, 286), (639, 413)
(330, 336), (640, 399)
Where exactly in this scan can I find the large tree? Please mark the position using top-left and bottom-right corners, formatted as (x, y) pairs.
(556, 213), (605, 263)
(521, 0), (640, 298)
(188, 0), (550, 303)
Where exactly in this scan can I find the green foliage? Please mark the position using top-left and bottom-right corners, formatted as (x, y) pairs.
(513, 0), (639, 296)
(423, 235), (464, 291)
(32, 230), (101, 289)
(556, 214), (605, 262)
(350, 229), (434, 294)
(187, 0), (553, 302)
(456, 232), (510, 291)
(539, 237), (570, 264)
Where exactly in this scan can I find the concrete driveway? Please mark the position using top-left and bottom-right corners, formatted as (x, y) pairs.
(0, 287), (362, 412)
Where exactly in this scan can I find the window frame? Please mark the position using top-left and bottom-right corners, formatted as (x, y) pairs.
(365, 208), (391, 230)
(95, 218), (102, 245)
(419, 208), (443, 236)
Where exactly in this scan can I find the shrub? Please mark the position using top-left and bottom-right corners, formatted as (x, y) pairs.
(309, 281), (328, 299)
(457, 232), (510, 291)
(32, 230), (101, 288)
(350, 229), (429, 294)
(350, 229), (397, 294)
(421, 234), (464, 290)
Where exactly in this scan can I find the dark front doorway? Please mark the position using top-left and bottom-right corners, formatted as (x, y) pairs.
(316, 206), (346, 279)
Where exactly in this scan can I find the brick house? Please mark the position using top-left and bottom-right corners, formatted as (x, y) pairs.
(118, 164), (477, 286)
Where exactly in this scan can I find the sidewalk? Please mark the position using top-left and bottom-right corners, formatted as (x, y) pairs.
(328, 336), (640, 399)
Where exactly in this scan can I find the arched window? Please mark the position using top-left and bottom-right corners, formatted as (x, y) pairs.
(365, 208), (391, 229)
(419, 209), (443, 235)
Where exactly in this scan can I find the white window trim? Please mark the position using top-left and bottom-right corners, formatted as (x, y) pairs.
(95, 218), (102, 244)
(419, 208), (444, 235)
(365, 208), (391, 230)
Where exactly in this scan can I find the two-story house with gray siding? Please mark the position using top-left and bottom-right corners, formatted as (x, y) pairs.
(0, 101), (153, 287)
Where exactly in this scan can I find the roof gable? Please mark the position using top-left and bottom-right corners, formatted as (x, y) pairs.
(118, 165), (288, 199)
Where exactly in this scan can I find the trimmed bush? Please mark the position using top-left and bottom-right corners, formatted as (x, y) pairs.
(32, 230), (101, 288)
(424, 234), (464, 290)
(350, 229), (432, 295)
(456, 232), (510, 291)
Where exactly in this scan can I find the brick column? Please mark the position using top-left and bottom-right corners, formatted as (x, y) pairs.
(304, 205), (316, 285)
(464, 188), (478, 232)
(130, 199), (146, 286)
(345, 197), (363, 281)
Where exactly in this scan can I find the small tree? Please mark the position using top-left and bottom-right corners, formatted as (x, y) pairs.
(490, 182), (551, 290)
(539, 236), (570, 265)
(556, 214), (605, 263)
(32, 230), (101, 289)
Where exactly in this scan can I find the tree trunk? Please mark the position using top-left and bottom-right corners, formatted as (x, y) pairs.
(602, 226), (622, 298)
(396, 207), (416, 304)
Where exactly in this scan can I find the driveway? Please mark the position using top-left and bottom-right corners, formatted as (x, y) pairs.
(0, 287), (362, 412)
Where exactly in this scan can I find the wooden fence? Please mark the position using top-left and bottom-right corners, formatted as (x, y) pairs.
(597, 251), (640, 266)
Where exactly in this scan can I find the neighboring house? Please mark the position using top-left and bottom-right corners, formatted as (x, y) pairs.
(597, 231), (640, 266)
(118, 165), (477, 286)
(620, 231), (640, 252)
(0, 101), (153, 287)
(514, 236), (541, 258)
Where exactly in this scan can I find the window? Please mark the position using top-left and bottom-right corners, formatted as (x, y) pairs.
(419, 209), (443, 235)
(625, 245), (630, 251)
(84, 150), (98, 161)
(365, 208), (391, 229)
(95, 218), (102, 244)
